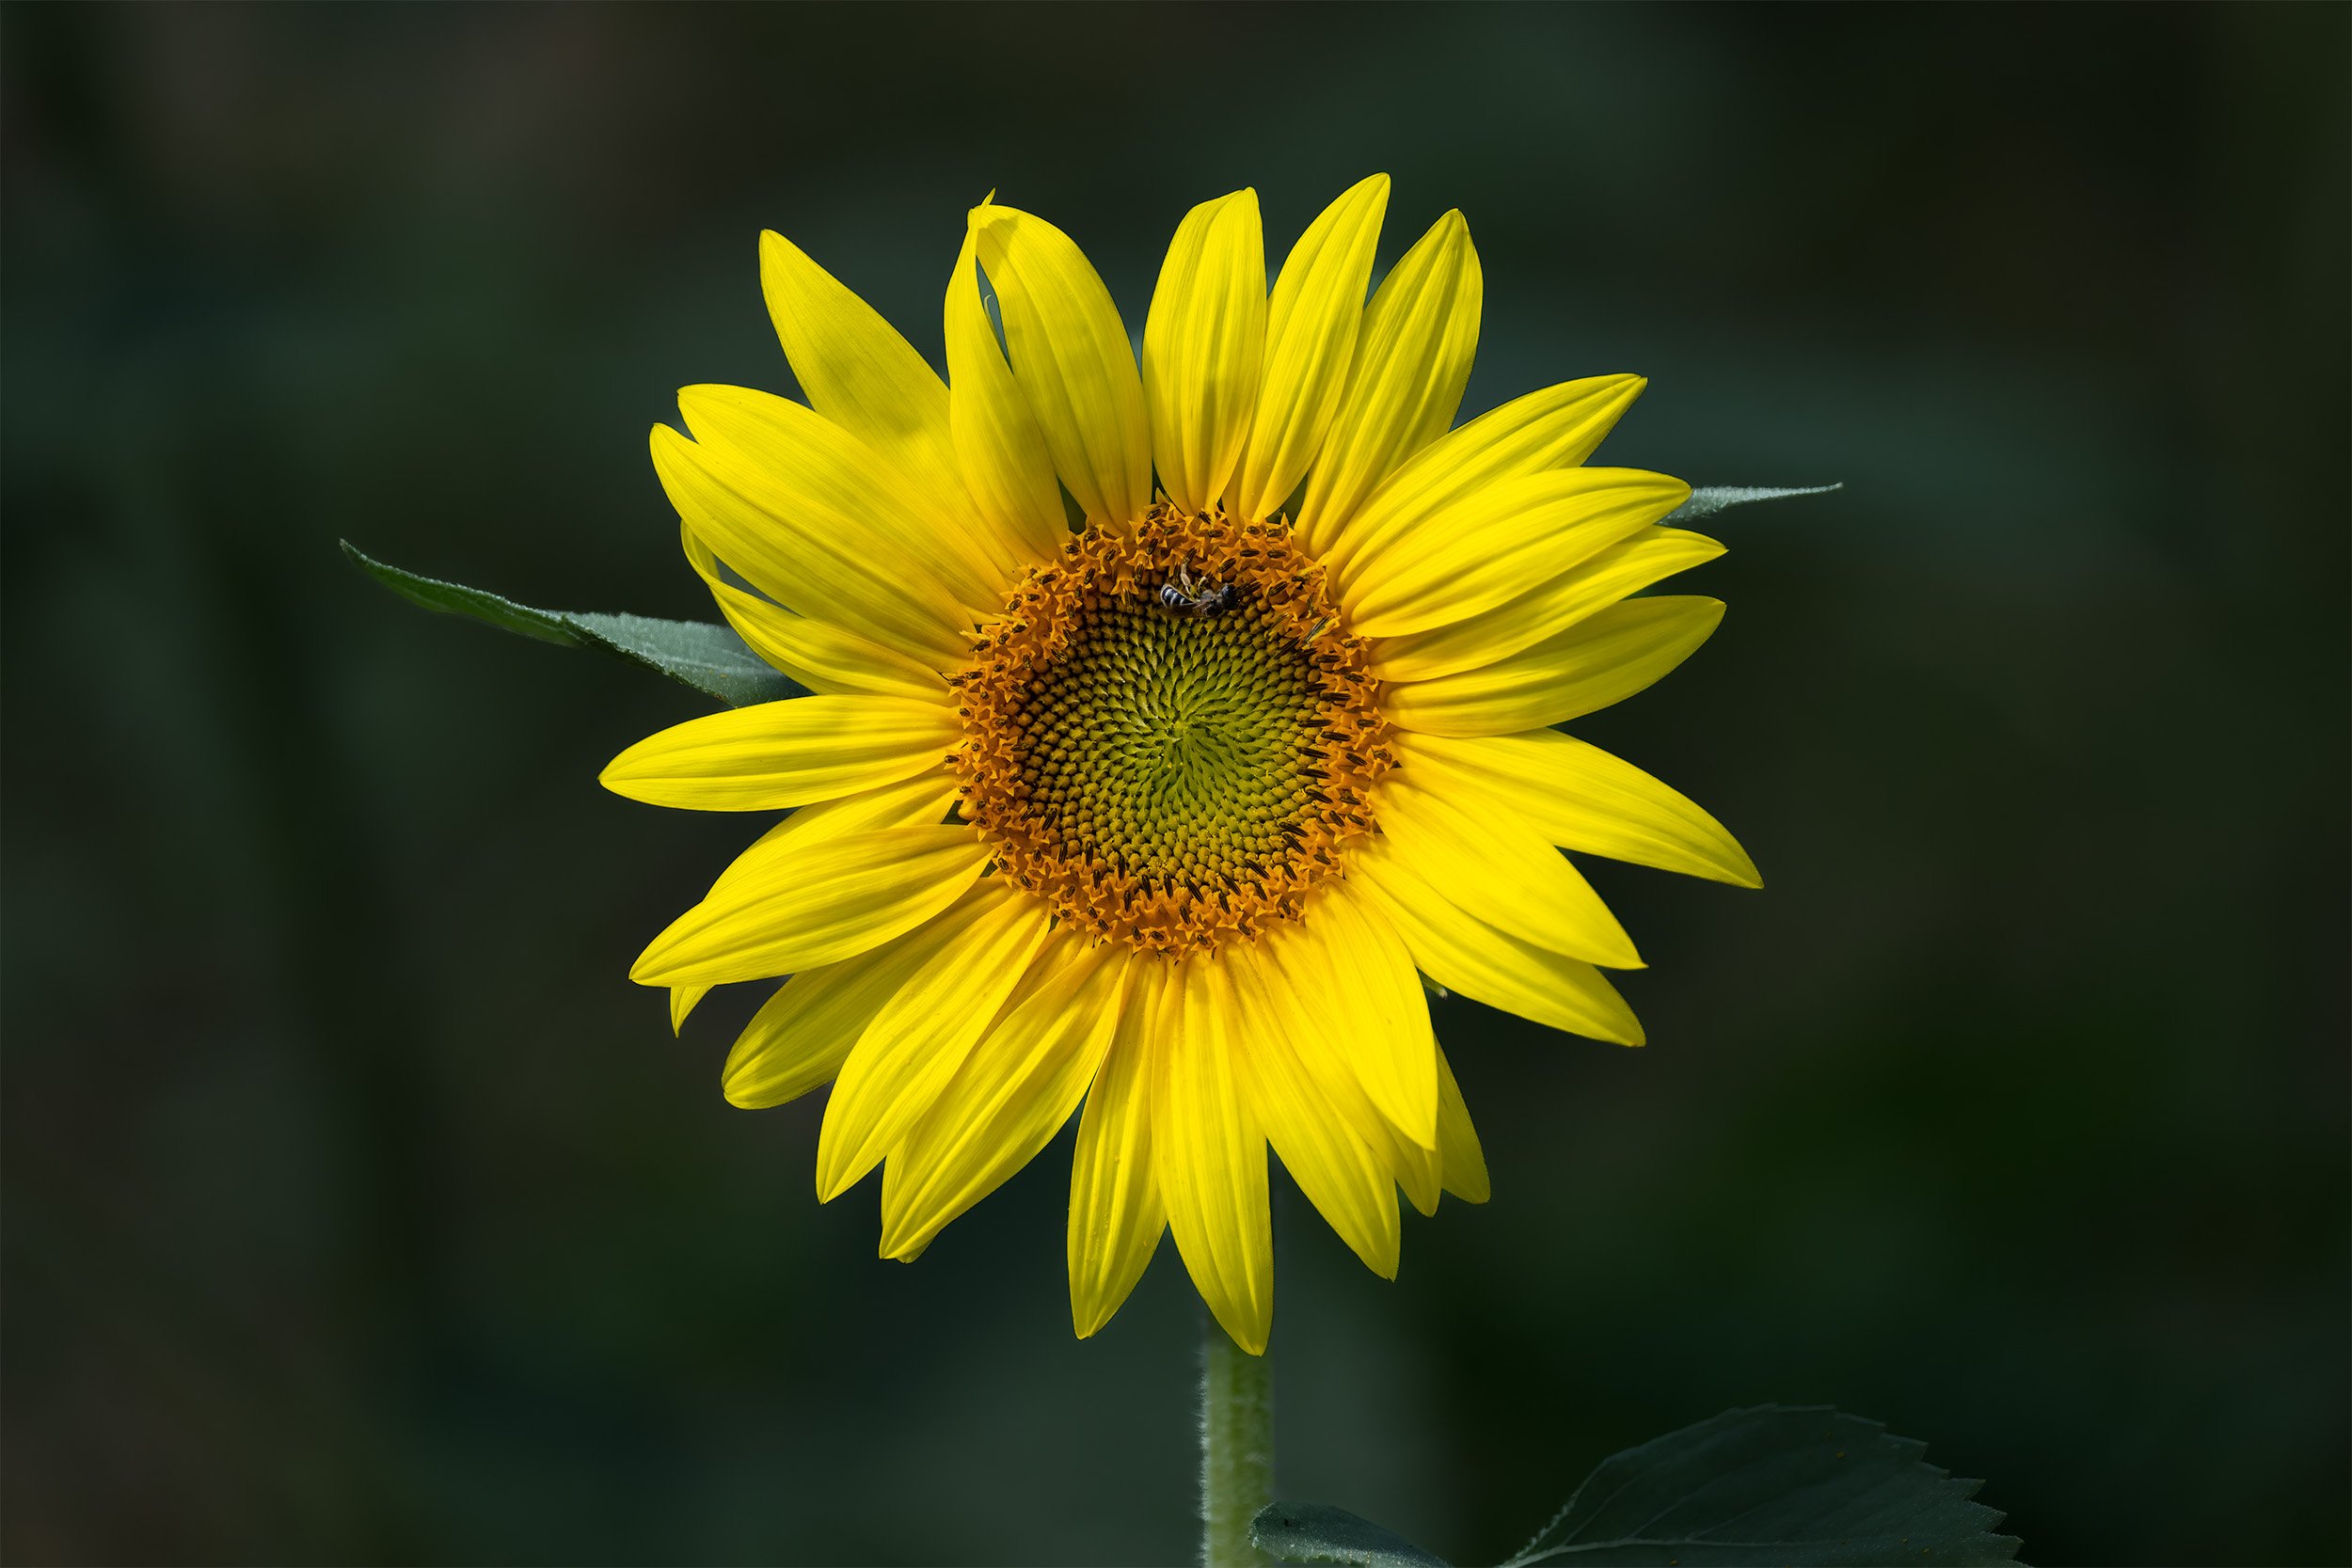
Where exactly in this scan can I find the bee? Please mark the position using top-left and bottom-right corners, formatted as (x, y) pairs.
(1156, 565), (1240, 617)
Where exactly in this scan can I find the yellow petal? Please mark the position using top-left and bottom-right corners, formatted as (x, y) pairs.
(686, 768), (960, 911)
(1321, 373), (1646, 574)
(1143, 189), (1266, 515)
(758, 230), (1029, 580)
(720, 900), (991, 1108)
(650, 420), (970, 667)
(1382, 595), (1725, 738)
(1232, 174), (1390, 523)
(681, 522), (948, 702)
(1353, 838), (1644, 1045)
(1342, 467), (1691, 639)
(684, 771), (962, 1049)
(628, 825), (988, 988)
(1369, 527), (1723, 683)
(1069, 960), (1171, 1338)
(1229, 935), (1439, 1217)
(946, 217), (1070, 563)
(815, 880), (1054, 1199)
(880, 939), (1132, 1259)
(677, 383), (1008, 612)
(600, 694), (957, 811)
(1395, 730), (1759, 887)
(1294, 211), (1482, 554)
(755, 767), (959, 846)
(1435, 1047), (1489, 1204)
(1155, 955), (1273, 1355)
(1376, 775), (1641, 969)
(758, 230), (947, 467)
(1231, 951), (1401, 1278)
(1273, 883), (1439, 1150)
(971, 201), (1151, 527)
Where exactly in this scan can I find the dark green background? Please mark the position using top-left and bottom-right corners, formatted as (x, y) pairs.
(5, 5), (2345, 1563)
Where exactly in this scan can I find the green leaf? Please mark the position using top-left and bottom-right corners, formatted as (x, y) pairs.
(1252, 1407), (2020, 1568)
(1502, 1405), (2022, 1567)
(1252, 1502), (1452, 1567)
(342, 541), (804, 708)
(1663, 483), (1842, 524)
(557, 611), (804, 707)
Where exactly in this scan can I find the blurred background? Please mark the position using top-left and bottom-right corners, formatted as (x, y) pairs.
(4, 5), (2345, 1563)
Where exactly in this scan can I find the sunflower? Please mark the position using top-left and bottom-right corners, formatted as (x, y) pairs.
(602, 176), (1756, 1354)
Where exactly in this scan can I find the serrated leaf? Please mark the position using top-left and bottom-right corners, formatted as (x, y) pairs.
(1502, 1405), (2022, 1567)
(1662, 483), (1842, 523)
(1253, 1502), (1451, 1567)
(342, 541), (804, 708)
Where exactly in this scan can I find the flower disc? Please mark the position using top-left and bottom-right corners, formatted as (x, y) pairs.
(955, 503), (1393, 956)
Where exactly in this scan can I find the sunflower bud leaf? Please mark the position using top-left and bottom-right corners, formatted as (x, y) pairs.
(1663, 483), (1842, 523)
(342, 541), (803, 708)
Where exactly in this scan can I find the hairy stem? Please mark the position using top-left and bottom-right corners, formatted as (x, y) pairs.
(1199, 1319), (1274, 1566)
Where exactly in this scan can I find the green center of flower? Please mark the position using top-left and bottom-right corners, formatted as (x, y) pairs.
(1026, 578), (1324, 880)
(954, 504), (1392, 957)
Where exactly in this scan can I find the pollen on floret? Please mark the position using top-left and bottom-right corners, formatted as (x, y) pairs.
(951, 501), (1392, 958)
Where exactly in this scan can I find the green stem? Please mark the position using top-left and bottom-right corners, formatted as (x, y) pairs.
(1199, 1317), (1274, 1567)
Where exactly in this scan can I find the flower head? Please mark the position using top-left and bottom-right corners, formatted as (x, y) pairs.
(602, 178), (1756, 1353)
